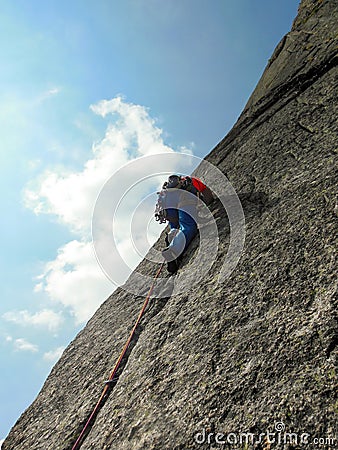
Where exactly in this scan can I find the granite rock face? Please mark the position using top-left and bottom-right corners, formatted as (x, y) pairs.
(3, 1), (337, 449)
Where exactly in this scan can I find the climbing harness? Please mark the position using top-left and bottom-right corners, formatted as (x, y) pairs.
(71, 262), (165, 450)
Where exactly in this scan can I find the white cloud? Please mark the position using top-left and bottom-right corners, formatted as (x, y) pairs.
(24, 96), (194, 323)
(13, 338), (38, 353)
(38, 240), (113, 324)
(3, 309), (64, 332)
(24, 96), (181, 235)
(91, 97), (175, 156)
(47, 87), (60, 96)
(0, 439), (4, 448)
(34, 282), (43, 293)
(37, 87), (61, 103)
(43, 346), (65, 363)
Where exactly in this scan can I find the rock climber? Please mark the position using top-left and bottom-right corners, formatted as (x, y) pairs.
(155, 174), (213, 273)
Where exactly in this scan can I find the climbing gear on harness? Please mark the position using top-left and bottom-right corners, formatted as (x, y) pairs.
(154, 175), (199, 224)
(154, 189), (168, 224)
(70, 262), (165, 450)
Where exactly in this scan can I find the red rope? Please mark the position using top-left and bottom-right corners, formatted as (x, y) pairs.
(71, 262), (165, 450)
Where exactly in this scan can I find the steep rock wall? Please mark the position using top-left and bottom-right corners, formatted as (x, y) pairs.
(3, 1), (337, 449)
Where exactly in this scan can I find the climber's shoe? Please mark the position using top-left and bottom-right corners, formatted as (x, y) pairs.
(167, 259), (179, 274)
(162, 247), (179, 274)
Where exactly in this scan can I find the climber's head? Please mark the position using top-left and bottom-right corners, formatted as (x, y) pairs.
(166, 174), (181, 189)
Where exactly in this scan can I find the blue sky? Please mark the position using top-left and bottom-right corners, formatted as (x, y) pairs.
(0, 0), (299, 443)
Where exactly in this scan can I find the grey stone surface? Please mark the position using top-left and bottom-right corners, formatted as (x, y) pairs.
(3, 0), (337, 449)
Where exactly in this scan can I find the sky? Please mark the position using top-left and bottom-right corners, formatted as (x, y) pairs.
(0, 0), (300, 443)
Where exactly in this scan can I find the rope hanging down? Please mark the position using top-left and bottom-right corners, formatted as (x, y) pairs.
(71, 262), (165, 450)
